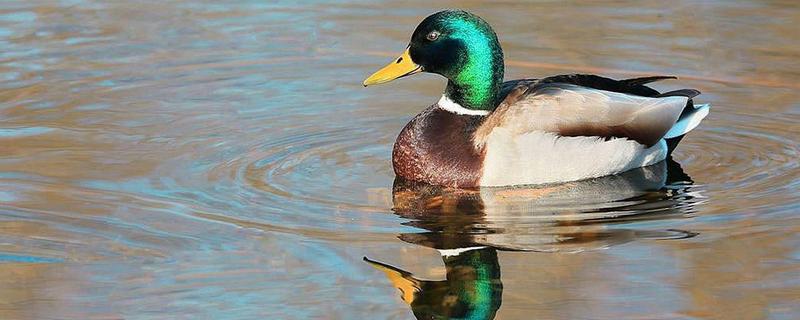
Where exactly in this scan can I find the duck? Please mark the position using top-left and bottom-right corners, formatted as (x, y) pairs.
(363, 9), (710, 188)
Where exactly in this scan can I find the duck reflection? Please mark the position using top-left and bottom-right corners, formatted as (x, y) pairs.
(365, 247), (502, 320)
(365, 159), (698, 319)
(391, 158), (696, 252)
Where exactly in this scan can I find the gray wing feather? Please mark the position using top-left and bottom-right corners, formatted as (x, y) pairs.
(476, 83), (688, 147)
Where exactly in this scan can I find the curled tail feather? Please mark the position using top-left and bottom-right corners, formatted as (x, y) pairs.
(665, 103), (710, 154)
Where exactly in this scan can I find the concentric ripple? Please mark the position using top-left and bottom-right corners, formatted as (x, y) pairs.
(674, 111), (800, 216)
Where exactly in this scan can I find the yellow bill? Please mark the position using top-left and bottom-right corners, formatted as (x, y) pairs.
(363, 48), (422, 87)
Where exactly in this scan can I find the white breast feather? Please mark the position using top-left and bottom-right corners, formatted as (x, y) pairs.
(479, 130), (667, 186)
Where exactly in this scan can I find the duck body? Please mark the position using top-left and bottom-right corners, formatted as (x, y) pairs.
(365, 10), (710, 188)
(393, 74), (708, 187)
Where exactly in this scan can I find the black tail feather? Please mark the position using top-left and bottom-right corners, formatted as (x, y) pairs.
(657, 89), (701, 99)
(620, 76), (677, 86)
(665, 135), (685, 155)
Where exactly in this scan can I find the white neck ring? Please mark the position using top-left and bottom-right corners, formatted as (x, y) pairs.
(437, 95), (490, 116)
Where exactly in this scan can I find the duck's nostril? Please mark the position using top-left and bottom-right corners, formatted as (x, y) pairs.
(396, 57), (403, 64)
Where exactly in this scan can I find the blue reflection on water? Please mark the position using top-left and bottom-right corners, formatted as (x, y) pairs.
(0, 253), (62, 263)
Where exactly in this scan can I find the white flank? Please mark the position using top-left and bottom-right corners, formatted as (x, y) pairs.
(665, 103), (711, 139)
(479, 130), (668, 186)
(437, 95), (490, 116)
(437, 246), (487, 257)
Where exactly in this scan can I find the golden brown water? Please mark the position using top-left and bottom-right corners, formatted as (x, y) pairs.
(1, 1), (798, 319)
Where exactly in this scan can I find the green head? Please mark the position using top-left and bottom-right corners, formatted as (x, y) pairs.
(364, 10), (505, 111)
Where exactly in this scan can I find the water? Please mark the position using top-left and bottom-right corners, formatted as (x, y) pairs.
(0, 1), (798, 319)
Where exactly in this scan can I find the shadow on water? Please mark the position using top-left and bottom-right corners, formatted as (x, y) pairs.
(365, 159), (700, 319)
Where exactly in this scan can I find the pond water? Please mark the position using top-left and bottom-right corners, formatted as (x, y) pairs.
(1, 1), (798, 319)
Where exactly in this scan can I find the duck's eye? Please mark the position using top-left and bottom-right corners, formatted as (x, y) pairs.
(426, 31), (440, 41)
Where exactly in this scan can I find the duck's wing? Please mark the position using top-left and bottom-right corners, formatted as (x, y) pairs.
(538, 74), (675, 97)
(478, 75), (705, 147)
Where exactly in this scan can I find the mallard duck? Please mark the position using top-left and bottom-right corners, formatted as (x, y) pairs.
(364, 10), (710, 188)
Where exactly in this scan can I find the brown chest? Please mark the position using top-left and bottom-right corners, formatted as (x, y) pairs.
(392, 106), (486, 188)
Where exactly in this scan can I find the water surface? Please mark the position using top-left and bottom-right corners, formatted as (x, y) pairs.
(1, 1), (799, 319)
